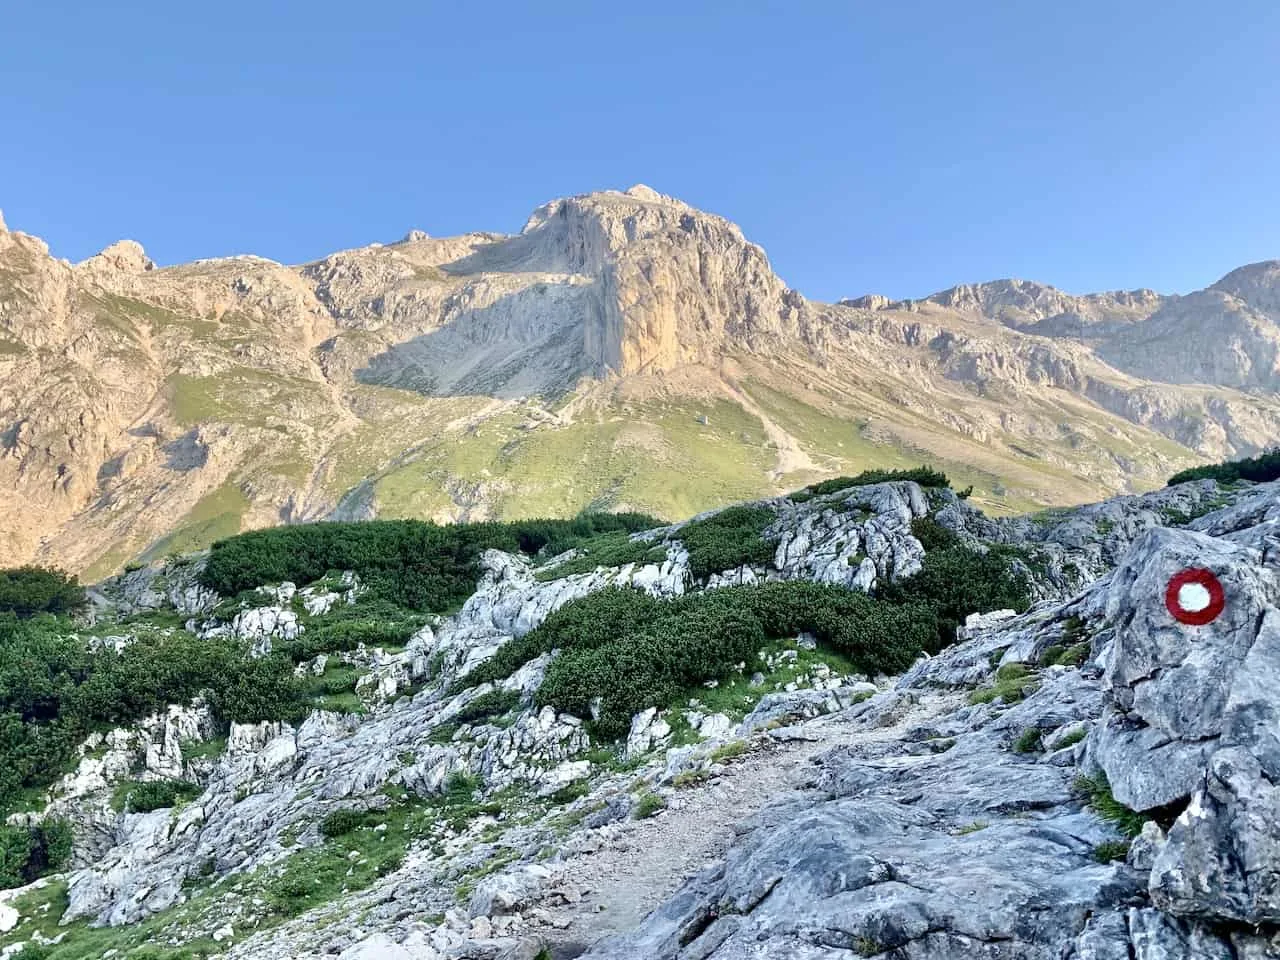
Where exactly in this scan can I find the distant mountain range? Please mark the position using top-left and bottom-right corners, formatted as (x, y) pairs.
(2, 187), (1277, 577)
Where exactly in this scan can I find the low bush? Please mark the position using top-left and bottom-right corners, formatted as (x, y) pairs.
(0, 819), (72, 888)
(0, 567), (85, 618)
(0, 613), (307, 836)
(1168, 448), (1280, 487)
(201, 513), (662, 613)
(791, 466), (952, 501)
(460, 586), (665, 691)
(1012, 728), (1043, 753)
(320, 808), (369, 838)
(120, 780), (202, 814)
(452, 689), (522, 726)
(879, 544), (1031, 650)
(535, 531), (668, 580)
(276, 616), (422, 663)
(678, 506), (777, 581)
(909, 516), (961, 552)
(633, 792), (666, 819)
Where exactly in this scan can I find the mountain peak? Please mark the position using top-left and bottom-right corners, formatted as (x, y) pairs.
(623, 183), (666, 202)
(1210, 260), (1280, 313)
(78, 239), (154, 274)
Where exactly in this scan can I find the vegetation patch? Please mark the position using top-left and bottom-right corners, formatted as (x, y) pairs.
(633, 792), (666, 819)
(0, 819), (72, 889)
(458, 531), (1029, 740)
(678, 505), (777, 581)
(789, 466), (952, 502)
(0, 568), (85, 618)
(1073, 772), (1182, 838)
(1012, 728), (1043, 754)
(534, 531), (668, 581)
(968, 663), (1039, 706)
(113, 780), (202, 814)
(201, 513), (661, 613)
(0, 576), (308, 848)
(1168, 448), (1280, 486)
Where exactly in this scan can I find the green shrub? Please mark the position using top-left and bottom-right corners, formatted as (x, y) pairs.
(791, 466), (952, 501)
(0, 613), (306, 832)
(633, 792), (666, 819)
(201, 513), (662, 613)
(452, 689), (522, 726)
(535, 532), (668, 580)
(275, 615), (423, 663)
(459, 536), (1029, 743)
(1056, 728), (1088, 749)
(0, 567), (85, 618)
(0, 819), (72, 888)
(968, 663), (1039, 705)
(121, 780), (202, 813)
(1094, 840), (1131, 863)
(320, 808), (369, 838)
(460, 586), (664, 690)
(1012, 728), (1043, 753)
(679, 506), (777, 581)
(1168, 448), (1280, 487)
(909, 516), (961, 552)
(879, 545), (1031, 650)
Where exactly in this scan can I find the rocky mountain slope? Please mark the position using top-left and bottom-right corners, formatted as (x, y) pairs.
(3, 191), (1279, 576)
(1, 473), (1277, 958)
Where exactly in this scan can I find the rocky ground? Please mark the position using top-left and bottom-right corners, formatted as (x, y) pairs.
(2, 476), (1277, 958)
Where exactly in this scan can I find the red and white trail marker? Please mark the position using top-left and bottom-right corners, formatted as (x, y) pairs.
(1164, 568), (1226, 626)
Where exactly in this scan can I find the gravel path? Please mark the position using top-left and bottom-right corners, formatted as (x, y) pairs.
(543, 692), (958, 957)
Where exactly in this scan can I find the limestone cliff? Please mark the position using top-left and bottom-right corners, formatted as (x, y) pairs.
(1, 189), (1278, 575)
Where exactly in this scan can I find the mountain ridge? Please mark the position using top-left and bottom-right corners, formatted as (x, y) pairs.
(2, 188), (1278, 576)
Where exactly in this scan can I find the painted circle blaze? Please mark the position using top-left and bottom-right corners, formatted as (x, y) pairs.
(1164, 568), (1226, 626)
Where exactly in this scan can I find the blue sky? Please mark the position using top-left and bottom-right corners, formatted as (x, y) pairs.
(3, 1), (1277, 302)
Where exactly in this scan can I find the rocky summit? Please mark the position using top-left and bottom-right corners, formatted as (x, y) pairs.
(1, 468), (1279, 959)
(3, 187), (1280, 577)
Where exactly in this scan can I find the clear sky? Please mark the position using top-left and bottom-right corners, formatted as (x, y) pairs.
(3, 1), (1277, 303)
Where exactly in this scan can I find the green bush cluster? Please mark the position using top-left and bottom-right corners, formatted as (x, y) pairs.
(534, 531), (668, 581)
(790, 466), (951, 501)
(879, 545), (1031, 650)
(0, 605), (308, 859)
(678, 506), (777, 581)
(201, 513), (662, 612)
(319, 808), (369, 838)
(1168, 448), (1280, 486)
(118, 780), (202, 814)
(0, 819), (72, 889)
(275, 604), (424, 663)
(909, 516), (961, 552)
(0, 567), (85, 618)
(459, 536), (1030, 739)
(452, 689), (522, 726)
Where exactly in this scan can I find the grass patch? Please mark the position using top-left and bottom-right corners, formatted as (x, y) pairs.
(709, 740), (748, 764)
(112, 780), (202, 814)
(633, 792), (666, 820)
(1012, 728), (1043, 754)
(968, 663), (1039, 706)
(1093, 840), (1131, 863)
(1074, 773), (1147, 838)
(1056, 728), (1088, 749)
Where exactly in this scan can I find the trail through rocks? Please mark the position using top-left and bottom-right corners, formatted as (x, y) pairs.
(542, 691), (959, 957)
